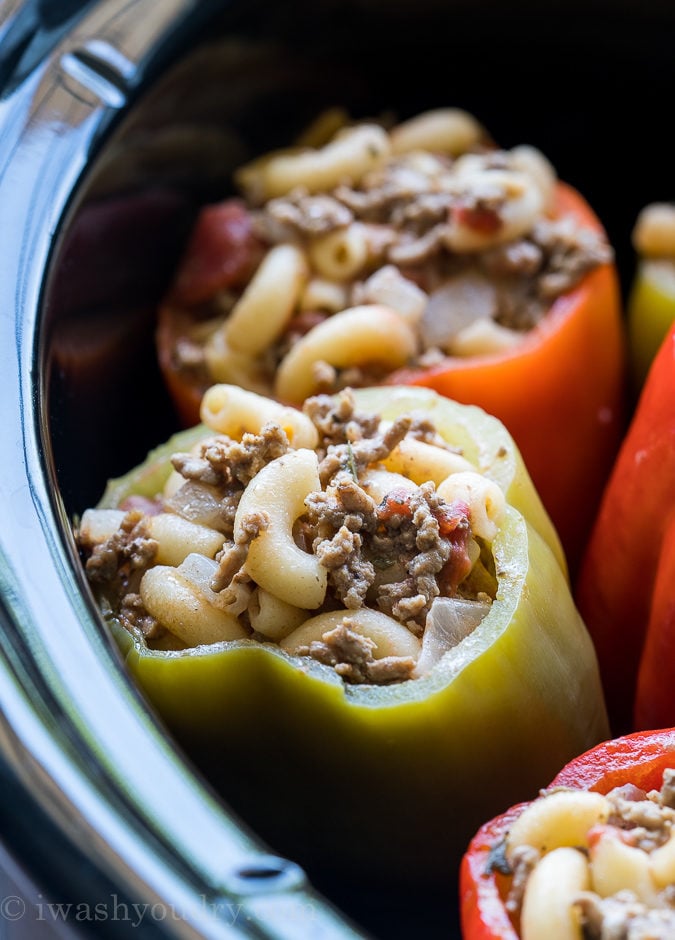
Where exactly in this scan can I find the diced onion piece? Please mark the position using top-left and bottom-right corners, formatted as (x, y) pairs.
(78, 509), (126, 546)
(449, 318), (522, 357)
(420, 274), (498, 351)
(359, 265), (428, 325)
(167, 482), (229, 532)
(415, 596), (491, 675)
(176, 553), (231, 612)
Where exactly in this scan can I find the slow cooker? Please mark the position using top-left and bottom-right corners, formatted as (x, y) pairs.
(1, 1), (673, 937)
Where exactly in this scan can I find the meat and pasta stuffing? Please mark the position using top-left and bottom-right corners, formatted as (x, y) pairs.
(493, 772), (675, 940)
(162, 107), (613, 404)
(76, 385), (504, 684)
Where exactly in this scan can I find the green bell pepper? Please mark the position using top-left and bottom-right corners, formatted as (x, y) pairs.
(627, 202), (675, 390)
(628, 260), (675, 390)
(94, 387), (608, 887)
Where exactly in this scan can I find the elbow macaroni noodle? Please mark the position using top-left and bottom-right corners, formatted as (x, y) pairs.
(236, 123), (391, 201)
(308, 223), (370, 282)
(274, 304), (418, 402)
(248, 588), (308, 641)
(444, 169), (544, 253)
(223, 243), (308, 355)
(140, 566), (246, 646)
(437, 472), (506, 541)
(234, 448), (328, 610)
(280, 609), (422, 661)
(201, 383), (319, 448)
(506, 790), (611, 854)
(383, 438), (475, 487)
(389, 107), (485, 156)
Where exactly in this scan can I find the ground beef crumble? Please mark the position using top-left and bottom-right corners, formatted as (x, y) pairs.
(298, 621), (416, 684)
(82, 510), (158, 603)
(211, 510), (269, 595)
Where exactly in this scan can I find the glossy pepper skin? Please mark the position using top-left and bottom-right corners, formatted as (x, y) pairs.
(576, 324), (675, 734)
(459, 728), (675, 940)
(98, 387), (608, 887)
(391, 183), (626, 575)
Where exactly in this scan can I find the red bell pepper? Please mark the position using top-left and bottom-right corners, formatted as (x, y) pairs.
(459, 728), (675, 939)
(575, 323), (675, 734)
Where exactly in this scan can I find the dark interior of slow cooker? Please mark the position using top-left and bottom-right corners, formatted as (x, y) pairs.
(43, 1), (675, 936)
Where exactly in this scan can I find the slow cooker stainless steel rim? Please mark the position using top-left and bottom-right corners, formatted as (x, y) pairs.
(0, 1), (367, 937)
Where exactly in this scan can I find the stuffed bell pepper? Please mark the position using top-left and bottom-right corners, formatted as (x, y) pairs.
(157, 107), (625, 571)
(576, 323), (675, 735)
(628, 202), (675, 390)
(75, 384), (608, 886)
(460, 728), (675, 940)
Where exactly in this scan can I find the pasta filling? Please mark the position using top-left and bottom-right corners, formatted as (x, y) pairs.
(164, 107), (613, 402)
(76, 386), (503, 684)
(493, 773), (675, 940)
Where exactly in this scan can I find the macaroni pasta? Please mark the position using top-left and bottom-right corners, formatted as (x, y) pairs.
(77, 387), (506, 685)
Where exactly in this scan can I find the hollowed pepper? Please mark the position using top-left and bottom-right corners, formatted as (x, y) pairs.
(576, 324), (675, 734)
(91, 387), (609, 887)
(460, 728), (675, 939)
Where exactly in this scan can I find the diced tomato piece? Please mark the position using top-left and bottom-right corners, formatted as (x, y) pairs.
(169, 199), (265, 306)
(454, 204), (502, 234)
(433, 500), (471, 537)
(435, 501), (473, 593)
(377, 489), (414, 522)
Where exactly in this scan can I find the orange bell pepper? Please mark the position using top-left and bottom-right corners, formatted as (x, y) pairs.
(391, 183), (626, 573)
(576, 324), (675, 734)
